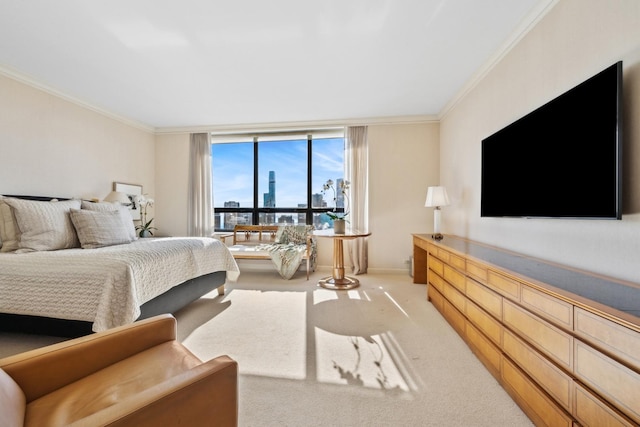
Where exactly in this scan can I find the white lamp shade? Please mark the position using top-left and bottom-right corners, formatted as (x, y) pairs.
(103, 191), (131, 204)
(425, 186), (450, 208)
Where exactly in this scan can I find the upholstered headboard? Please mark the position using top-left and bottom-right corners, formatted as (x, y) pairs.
(2, 195), (70, 201)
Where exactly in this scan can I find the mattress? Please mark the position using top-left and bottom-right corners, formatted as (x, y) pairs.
(0, 237), (239, 331)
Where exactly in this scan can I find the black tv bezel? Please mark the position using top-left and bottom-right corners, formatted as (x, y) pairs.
(480, 61), (623, 220)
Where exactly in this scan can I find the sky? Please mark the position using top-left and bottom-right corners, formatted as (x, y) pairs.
(212, 137), (344, 208)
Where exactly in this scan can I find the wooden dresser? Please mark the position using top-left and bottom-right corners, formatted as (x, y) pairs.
(413, 234), (640, 427)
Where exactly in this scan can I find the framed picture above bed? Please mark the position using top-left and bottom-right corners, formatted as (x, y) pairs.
(114, 182), (142, 220)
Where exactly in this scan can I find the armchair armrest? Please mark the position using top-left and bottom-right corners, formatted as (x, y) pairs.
(69, 356), (238, 427)
(0, 314), (177, 402)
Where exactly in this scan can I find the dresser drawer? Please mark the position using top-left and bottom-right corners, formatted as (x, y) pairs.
(575, 307), (640, 371)
(503, 329), (572, 411)
(428, 285), (444, 312)
(466, 260), (488, 282)
(449, 252), (466, 271)
(466, 299), (502, 346)
(436, 248), (465, 271)
(466, 322), (501, 379)
(429, 256), (444, 277)
(429, 270), (445, 294)
(466, 277), (502, 319)
(521, 286), (573, 330)
(436, 247), (450, 263)
(503, 300), (573, 370)
(574, 382), (636, 427)
(501, 357), (573, 427)
(574, 341), (640, 424)
(443, 299), (466, 336)
(487, 270), (520, 300)
(443, 264), (466, 293)
(442, 280), (466, 314)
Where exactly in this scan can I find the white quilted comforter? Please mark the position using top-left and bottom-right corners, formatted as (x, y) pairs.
(0, 237), (239, 331)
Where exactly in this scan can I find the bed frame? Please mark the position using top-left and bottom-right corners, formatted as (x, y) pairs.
(0, 271), (226, 337)
(0, 195), (227, 337)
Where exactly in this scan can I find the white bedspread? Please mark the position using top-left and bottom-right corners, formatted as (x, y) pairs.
(0, 237), (239, 331)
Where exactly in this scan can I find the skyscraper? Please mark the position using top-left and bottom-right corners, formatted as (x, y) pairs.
(263, 170), (276, 224)
(264, 170), (275, 208)
(312, 193), (325, 208)
(223, 201), (241, 229)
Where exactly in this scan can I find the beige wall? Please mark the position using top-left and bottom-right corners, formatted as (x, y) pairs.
(366, 123), (439, 273)
(155, 123), (440, 273)
(440, 0), (640, 283)
(0, 74), (155, 201)
(155, 132), (190, 237)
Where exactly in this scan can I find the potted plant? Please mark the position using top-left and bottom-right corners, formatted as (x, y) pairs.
(134, 194), (157, 237)
(322, 179), (350, 234)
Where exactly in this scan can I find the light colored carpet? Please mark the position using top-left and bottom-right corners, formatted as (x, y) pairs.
(0, 269), (533, 426)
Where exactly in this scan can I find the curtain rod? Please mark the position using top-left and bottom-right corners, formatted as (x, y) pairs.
(210, 127), (344, 139)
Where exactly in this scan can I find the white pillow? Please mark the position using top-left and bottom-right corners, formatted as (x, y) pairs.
(81, 200), (137, 241)
(0, 197), (20, 252)
(70, 208), (135, 249)
(2, 198), (81, 252)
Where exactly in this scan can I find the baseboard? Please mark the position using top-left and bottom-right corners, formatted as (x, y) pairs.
(233, 260), (410, 276)
(366, 267), (411, 275)
(314, 265), (410, 276)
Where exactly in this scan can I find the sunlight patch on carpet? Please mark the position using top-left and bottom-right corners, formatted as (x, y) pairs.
(182, 288), (309, 380)
(315, 329), (411, 392)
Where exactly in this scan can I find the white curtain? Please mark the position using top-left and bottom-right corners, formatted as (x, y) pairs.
(345, 126), (368, 274)
(188, 133), (213, 237)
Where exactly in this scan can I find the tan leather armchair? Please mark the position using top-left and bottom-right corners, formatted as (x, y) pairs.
(0, 314), (237, 427)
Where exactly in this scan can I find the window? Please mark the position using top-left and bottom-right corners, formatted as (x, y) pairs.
(212, 130), (345, 231)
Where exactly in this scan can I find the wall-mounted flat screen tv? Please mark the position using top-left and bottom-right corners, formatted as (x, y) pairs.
(481, 61), (622, 219)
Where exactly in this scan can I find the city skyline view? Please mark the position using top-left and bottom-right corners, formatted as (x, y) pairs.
(212, 137), (345, 208)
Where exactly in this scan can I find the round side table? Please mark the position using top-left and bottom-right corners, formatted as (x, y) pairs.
(313, 229), (371, 290)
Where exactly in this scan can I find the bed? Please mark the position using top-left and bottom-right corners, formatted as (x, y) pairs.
(0, 195), (239, 337)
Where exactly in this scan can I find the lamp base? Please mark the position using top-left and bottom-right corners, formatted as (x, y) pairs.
(432, 208), (443, 241)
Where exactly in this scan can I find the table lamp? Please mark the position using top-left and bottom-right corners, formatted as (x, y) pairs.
(425, 186), (449, 240)
(103, 191), (131, 205)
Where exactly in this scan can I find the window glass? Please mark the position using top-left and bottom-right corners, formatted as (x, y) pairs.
(312, 137), (346, 230)
(313, 137), (345, 206)
(211, 132), (345, 231)
(212, 141), (253, 208)
(258, 139), (307, 209)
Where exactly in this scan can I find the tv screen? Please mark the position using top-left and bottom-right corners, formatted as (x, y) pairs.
(481, 61), (622, 219)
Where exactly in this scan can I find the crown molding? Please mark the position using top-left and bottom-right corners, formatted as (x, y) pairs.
(438, 0), (559, 120)
(0, 64), (155, 134)
(155, 114), (438, 135)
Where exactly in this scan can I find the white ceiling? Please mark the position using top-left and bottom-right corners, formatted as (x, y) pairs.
(0, 0), (553, 131)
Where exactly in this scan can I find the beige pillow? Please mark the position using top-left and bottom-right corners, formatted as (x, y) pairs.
(70, 208), (135, 249)
(2, 198), (81, 252)
(81, 200), (137, 241)
(0, 198), (20, 252)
